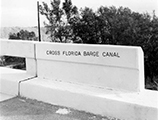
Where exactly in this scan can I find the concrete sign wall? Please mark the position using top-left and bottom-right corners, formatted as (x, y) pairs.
(1, 40), (157, 120)
(36, 42), (143, 69)
(0, 39), (35, 58)
(36, 42), (144, 92)
(0, 40), (36, 76)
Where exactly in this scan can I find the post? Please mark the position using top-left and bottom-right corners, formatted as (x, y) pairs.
(37, 1), (41, 42)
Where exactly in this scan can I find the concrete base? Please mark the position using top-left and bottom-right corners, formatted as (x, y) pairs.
(20, 78), (158, 120)
(0, 67), (35, 96)
(0, 93), (14, 102)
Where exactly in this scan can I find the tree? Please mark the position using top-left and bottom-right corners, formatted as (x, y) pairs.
(70, 7), (101, 44)
(9, 30), (37, 41)
(62, 0), (78, 22)
(143, 13), (158, 84)
(39, 0), (63, 42)
(39, 0), (78, 42)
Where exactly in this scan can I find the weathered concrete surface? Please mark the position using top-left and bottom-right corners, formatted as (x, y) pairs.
(0, 39), (35, 58)
(0, 40), (37, 76)
(0, 96), (119, 120)
(36, 42), (144, 92)
(20, 78), (158, 120)
(0, 67), (35, 96)
(0, 93), (14, 102)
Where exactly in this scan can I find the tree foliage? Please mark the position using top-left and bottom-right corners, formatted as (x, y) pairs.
(39, 0), (78, 42)
(9, 30), (37, 41)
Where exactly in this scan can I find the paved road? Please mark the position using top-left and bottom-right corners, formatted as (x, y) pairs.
(0, 96), (120, 120)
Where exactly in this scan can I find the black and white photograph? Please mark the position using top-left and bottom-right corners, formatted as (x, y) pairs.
(0, 0), (158, 120)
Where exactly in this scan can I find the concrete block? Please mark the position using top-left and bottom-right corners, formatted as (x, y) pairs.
(20, 78), (158, 120)
(36, 42), (143, 69)
(0, 93), (14, 102)
(26, 58), (37, 76)
(35, 42), (144, 92)
(0, 39), (35, 58)
(0, 67), (35, 96)
(37, 60), (140, 92)
(0, 39), (37, 76)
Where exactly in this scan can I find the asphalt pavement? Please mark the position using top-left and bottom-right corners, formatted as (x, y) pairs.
(0, 96), (120, 120)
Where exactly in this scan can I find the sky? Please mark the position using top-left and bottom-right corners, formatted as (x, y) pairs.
(0, 0), (158, 27)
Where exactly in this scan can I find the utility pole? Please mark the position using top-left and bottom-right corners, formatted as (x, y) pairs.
(37, 1), (41, 42)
